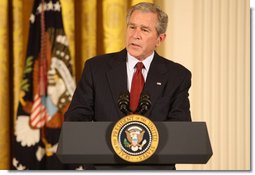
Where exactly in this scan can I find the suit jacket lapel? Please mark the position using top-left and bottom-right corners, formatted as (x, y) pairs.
(106, 49), (128, 117)
(106, 50), (168, 118)
(143, 52), (168, 117)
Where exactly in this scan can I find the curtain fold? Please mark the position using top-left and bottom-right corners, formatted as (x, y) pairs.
(12, 0), (25, 126)
(102, 0), (127, 53)
(74, 0), (97, 81)
(131, 0), (153, 6)
(61, 0), (75, 76)
(0, 0), (250, 170)
(0, 0), (151, 169)
(0, 0), (10, 169)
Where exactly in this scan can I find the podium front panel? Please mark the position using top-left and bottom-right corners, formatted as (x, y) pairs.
(57, 121), (212, 164)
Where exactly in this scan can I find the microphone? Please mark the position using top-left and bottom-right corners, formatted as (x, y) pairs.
(135, 91), (151, 115)
(118, 91), (132, 115)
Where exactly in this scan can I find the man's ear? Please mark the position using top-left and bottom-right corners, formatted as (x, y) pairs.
(156, 33), (166, 48)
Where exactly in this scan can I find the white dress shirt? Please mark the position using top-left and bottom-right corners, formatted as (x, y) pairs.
(126, 52), (154, 92)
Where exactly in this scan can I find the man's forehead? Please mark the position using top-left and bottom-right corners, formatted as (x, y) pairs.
(128, 22), (151, 29)
(129, 11), (157, 23)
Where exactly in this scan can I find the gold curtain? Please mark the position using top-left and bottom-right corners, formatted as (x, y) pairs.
(102, 0), (126, 53)
(1, 0), (250, 170)
(0, 0), (152, 170)
(0, 0), (10, 169)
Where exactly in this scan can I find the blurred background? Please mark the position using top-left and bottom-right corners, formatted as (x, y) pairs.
(0, 0), (250, 170)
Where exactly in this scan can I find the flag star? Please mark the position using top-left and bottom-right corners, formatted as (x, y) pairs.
(54, 1), (61, 11)
(13, 158), (18, 167)
(29, 14), (35, 23)
(76, 165), (84, 170)
(65, 55), (70, 60)
(47, 1), (54, 10)
(37, 3), (47, 13)
(17, 164), (26, 170)
(37, 4), (42, 13)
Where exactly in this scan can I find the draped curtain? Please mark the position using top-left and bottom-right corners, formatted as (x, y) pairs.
(160, 0), (250, 170)
(0, 0), (250, 170)
(0, 0), (153, 169)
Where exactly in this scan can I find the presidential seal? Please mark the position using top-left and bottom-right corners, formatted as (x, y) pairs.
(111, 114), (159, 163)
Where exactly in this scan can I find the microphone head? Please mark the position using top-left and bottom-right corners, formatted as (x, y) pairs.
(136, 91), (151, 115)
(118, 91), (131, 115)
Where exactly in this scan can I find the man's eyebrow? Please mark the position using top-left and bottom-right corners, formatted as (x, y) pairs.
(128, 23), (151, 29)
(141, 25), (151, 29)
(128, 22), (136, 26)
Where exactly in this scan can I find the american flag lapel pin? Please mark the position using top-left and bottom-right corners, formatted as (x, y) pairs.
(156, 82), (162, 86)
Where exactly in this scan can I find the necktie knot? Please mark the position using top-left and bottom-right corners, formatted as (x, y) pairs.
(136, 62), (144, 71)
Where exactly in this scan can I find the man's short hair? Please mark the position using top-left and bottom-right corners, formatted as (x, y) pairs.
(126, 2), (168, 35)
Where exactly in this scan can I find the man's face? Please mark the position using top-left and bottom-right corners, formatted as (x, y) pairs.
(126, 10), (166, 60)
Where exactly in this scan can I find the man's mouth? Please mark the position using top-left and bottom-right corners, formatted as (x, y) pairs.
(130, 43), (141, 48)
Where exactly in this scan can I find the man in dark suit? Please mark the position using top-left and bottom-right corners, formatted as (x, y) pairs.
(65, 2), (191, 170)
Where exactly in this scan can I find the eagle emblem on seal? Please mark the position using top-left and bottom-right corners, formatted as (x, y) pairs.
(124, 126), (147, 151)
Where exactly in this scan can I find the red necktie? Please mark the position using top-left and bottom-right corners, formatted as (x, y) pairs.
(130, 62), (144, 112)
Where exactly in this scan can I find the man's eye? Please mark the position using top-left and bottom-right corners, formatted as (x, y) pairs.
(142, 29), (149, 32)
(129, 26), (136, 29)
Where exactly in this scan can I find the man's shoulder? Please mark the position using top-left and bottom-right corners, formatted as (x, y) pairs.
(86, 49), (127, 64)
(157, 54), (191, 75)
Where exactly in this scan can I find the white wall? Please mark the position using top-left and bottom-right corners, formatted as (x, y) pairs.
(156, 0), (250, 170)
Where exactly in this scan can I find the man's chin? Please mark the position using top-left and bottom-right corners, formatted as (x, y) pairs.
(127, 51), (143, 59)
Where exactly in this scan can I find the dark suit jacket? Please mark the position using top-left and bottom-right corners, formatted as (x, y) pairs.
(65, 49), (191, 122)
(64, 49), (192, 170)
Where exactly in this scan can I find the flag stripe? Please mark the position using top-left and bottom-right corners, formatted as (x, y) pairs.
(30, 93), (48, 128)
(33, 111), (47, 127)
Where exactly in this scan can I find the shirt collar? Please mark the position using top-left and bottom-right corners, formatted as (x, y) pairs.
(127, 52), (154, 71)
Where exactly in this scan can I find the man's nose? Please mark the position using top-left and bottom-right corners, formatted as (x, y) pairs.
(132, 29), (142, 40)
